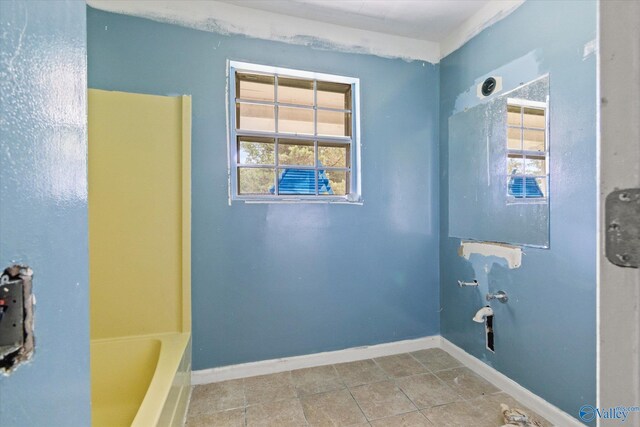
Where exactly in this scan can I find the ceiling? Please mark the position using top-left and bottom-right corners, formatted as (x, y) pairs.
(217, 0), (492, 41)
(87, 0), (523, 61)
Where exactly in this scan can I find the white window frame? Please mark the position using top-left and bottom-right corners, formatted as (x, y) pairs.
(506, 97), (549, 204)
(227, 60), (362, 204)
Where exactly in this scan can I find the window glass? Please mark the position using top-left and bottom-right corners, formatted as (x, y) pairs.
(507, 102), (548, 199)
(230, 64), (359, 201)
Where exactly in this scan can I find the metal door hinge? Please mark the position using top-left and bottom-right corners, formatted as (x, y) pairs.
(606, 188), (640, 268)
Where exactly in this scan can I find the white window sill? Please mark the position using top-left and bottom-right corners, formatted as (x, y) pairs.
(233, 197), (363, 205)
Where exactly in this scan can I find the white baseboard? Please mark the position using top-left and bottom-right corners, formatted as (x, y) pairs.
(191, 335), (440, 385)
(441, 338), (584, 427)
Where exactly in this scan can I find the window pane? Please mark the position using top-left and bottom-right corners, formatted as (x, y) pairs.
(277, 168), (316, 195)
(238, 167), (275, 195)
(278, 106), (314, 134)
(532, 177), (548, 198)
(237, 103), (275, 132)
(237, 73), (274, 102)
(507, 155), (524, 175)
(523, 129), (545, 152)
(238, 137), (274, 165)
(278, 139), (314, 166)
(318, 144), (349, 168)
(525, 157), (546, 175)
(318, 110), (351, 136)
(523, 107), (545, 129)
(278, 77), (314, 106)
(322, 170), (349, 196)
(507, 127), (521, 150)
(317, 81), (351, 110)
(507, 105), (521, 126)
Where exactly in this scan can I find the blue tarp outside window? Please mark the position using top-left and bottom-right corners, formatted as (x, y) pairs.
(270, 169), (334, 195)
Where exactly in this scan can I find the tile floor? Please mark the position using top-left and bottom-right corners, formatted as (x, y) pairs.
(186, 348), (552, 426)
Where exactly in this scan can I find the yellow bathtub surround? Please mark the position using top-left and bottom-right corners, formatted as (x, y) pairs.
(89, 89), (192, 426)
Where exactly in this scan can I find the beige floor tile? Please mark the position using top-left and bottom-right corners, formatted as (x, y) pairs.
(369, 411), (432, 426)
(291, 365), (345, 396)
(434, 367), (500, 399)
(246, 398), (308, 427)
(244, 372), (297, 405)
(470, 392), (553, 427)
(410, 349), (462, 372)
(301, 388), (367, 426)
(396, 373), (461, 409)
(350, 380), (417, 420)
(374, 354), (427, 378)
(186, 408), (245, 427)
(188, 379), (245, 417)
(421, 400), (478, 427)
(334, 359), (388, 387)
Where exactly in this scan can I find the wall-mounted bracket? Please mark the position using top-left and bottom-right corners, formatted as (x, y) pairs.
(606, 189), (640, 268)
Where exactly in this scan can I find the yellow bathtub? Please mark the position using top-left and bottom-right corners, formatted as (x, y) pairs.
(91, 333), (191, 427)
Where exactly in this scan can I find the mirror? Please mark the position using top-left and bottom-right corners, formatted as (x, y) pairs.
(448, 75), (550, 247)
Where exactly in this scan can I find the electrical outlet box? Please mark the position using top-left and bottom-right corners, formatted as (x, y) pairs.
(0, 280), (24, 360)
(0, 265), (34, 373)
(486, 315), (495, 353)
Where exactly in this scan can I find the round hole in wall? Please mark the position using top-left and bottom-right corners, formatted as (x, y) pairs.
(481, 77), (497, 96)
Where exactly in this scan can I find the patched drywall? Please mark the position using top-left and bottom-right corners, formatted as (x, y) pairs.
(440, 0), (597, 422)
(87, 0), (524, 63)
(87, 0), (439, 62)
(459, 241), (522, 269)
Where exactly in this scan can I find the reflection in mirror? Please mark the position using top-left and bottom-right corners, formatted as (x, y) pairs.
(449, 75), (549, 247)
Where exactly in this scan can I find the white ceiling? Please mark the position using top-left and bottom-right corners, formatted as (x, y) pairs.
(217, 0), (491, 41)
(87, 0), (524, 62)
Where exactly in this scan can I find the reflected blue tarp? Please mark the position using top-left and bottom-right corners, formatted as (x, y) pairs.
(508, 176), (544, 198)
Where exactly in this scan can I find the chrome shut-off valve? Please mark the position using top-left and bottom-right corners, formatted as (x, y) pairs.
(486, 291), (508, 303)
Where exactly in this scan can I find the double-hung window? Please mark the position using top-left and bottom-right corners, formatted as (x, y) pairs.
(506, 99), (549, 201)
(228, 61), (361, 202)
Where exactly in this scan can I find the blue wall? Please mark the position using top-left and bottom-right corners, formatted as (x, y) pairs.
(87, 8), (441, 370)
(0, 1), (91, 426)
(439, 0), (597, 421)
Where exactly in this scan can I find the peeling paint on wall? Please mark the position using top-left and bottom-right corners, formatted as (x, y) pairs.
(459, 241), (522, 269)
(453, 50), (542, 114)
(583, 39), (597, 60)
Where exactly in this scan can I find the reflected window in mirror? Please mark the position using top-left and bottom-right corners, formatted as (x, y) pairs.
(506, 99), (548, 201)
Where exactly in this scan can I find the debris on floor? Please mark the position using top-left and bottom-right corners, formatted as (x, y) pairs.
(500, 403), (543, 426)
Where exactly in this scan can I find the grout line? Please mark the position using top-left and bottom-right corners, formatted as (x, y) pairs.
(242, 378), (247, 427)
(407, 350), (433, 372)
(298, 394), (311, 427)
(344, 380), (370, 423)
(395, 380), (420, 414)
(243, 404), (247, 427)
(370, 356), (393, 381)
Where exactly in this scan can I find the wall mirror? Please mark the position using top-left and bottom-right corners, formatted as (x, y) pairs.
(448, 75), (550, 247)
